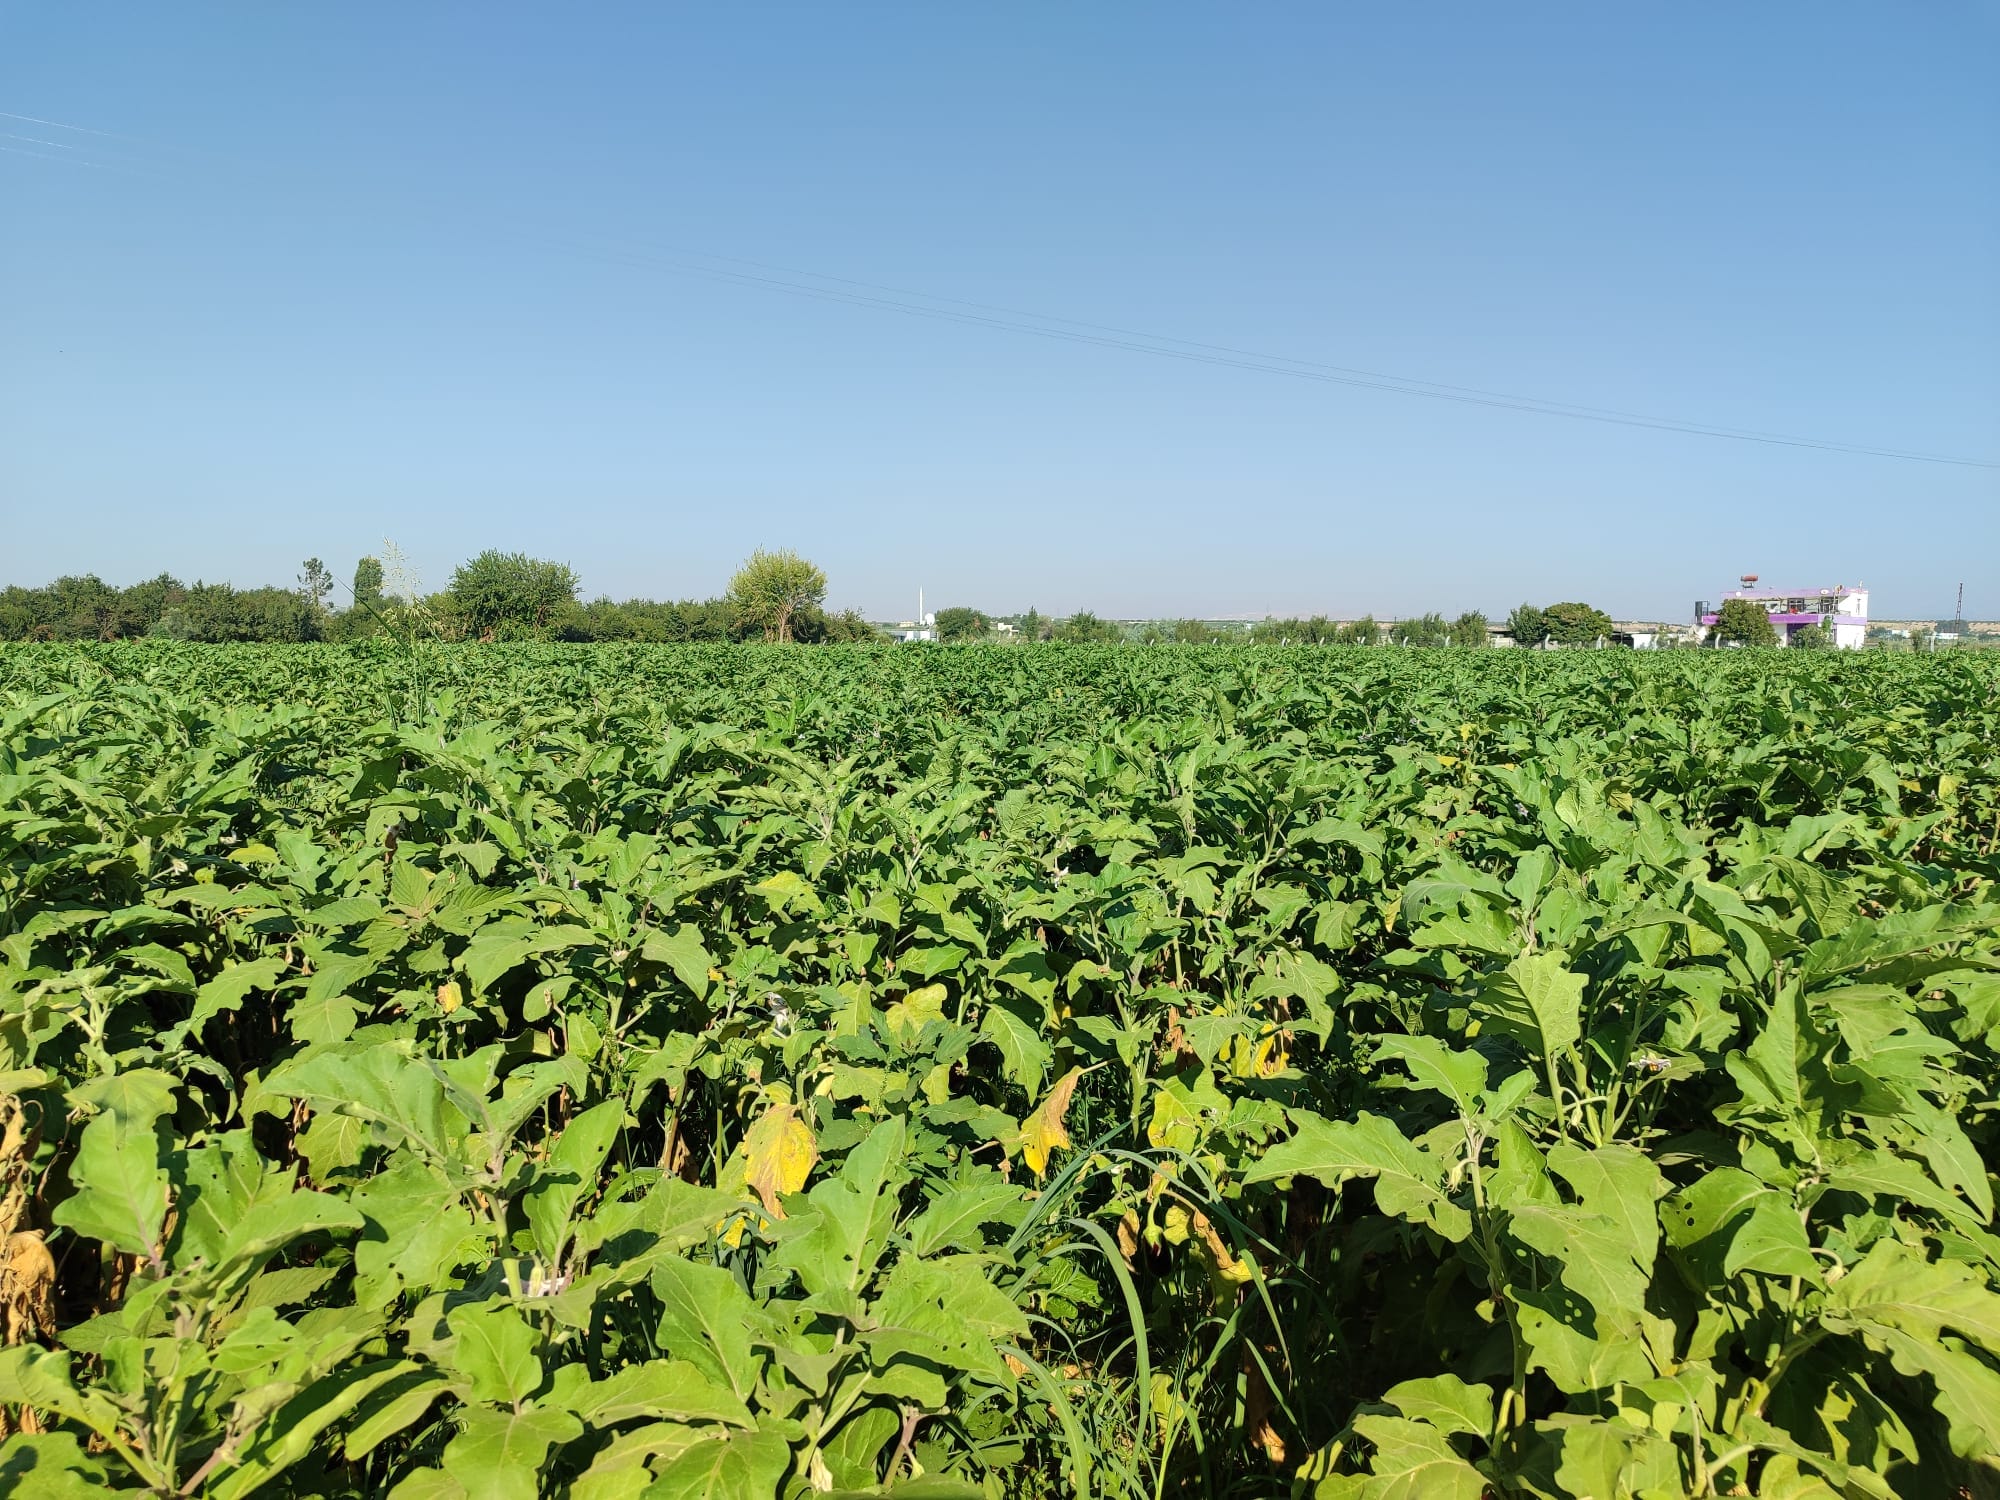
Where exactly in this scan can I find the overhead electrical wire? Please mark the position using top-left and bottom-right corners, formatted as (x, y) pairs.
(525, 233), (2000, 468)
(5, 107), (1996, 470)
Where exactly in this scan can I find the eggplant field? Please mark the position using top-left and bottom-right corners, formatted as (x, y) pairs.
(4, 642), (2000, 1500)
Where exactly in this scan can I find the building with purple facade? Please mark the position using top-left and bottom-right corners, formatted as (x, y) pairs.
(1695, 578), (1868, 649)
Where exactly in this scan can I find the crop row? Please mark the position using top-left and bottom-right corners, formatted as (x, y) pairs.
(1, 643), (1997, 1498)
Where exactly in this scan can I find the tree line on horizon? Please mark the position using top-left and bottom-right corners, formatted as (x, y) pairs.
(4, 549), (1652, 649)
(0, 550), (873, 645)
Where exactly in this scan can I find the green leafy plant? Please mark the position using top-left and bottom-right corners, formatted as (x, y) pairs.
(0, 641), (1995, 1497)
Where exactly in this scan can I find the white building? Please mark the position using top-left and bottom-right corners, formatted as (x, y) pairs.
(891, 591), (937, 642)
(1696, 581), (1869, 649)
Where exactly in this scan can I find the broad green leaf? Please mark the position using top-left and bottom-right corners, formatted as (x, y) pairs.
(1513, 1292), (1656, 1394)
(220, 1186), (365, 1271)
(49, 1112), (167, 1259)
(904, 1180), (1025, 1256)
(560, 1358), (752, 1429)
(525, 1099), (624, 1264)
(1372, 1035), (1487, 1118)
(1828, 1150), (1991, 1235)
(267, 1045), (456, 1164)
(1508, 1146), (1662, 1340)
(184, 955), (290, 1034)
(1246, 1111), (1470, 1242)
(1822, 1239), (2000, 1353)
(1380, 1374), (1493, 1438)
(0, 1432), (112, 1500)
(345, 1372), (453, 1459)
(883, 983), (947, 1043)
(1541, 1416), (1684, 1500)
(461, 922), (596, 997)
(386, 1469), (467, 1500)
(645, 1428), (793, 1500)
(446, 1301), (544, 1408)
(1725, 989), (1808, 1125)
(750, 870), (816, 910)
(1478, 950), (1585, 1062)
(978, 997), (1052, 1092)
(649, 1257), (763, 1403)
(1347, 1415), (1487, 1500)
(290, 954), (375, 1042)
(870, 1252), (1030, 1382)
(0, 1346), (124, 1443)
(68, 1067), (177, 1127)
(1547, 1142), (1663, 1270)
(769, 1117), (906, 1298)
(642, 923), (714, 1001)
(1722, 1197), (1820, 1281)
(440, 1407), (584, 1500)
(208, 1361), (416, 1500)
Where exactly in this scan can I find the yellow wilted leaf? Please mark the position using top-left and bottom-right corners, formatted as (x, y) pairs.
(883, 984), (947, 1042)
(920, 1062), (954, 1106)
(1253, 1033), (1289, 1078)
(436, 981), (462, 1014)
(1116, 1209), (1142, 1268)
(1191, 1210), (1252, 1285)
(751, 871), (818, 911)
(735, 1102), (818, 1216)
(1149, 1372), (1187, 1446)
(1228, 1030), (1289, 1080)
(1, 1230), (57, 1344)
(1147, 1090), (1200, 1153)
(714, 1207), (780, 1249)
(1018, 1067), (1083, 1178)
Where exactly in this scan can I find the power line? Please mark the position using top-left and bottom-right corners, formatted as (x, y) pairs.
(7, 106), (1998, 469)
(530, 233), (2000, 468)
(594, 240), (1900, 442)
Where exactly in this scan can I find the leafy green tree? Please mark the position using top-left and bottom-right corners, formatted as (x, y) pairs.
(1450, 610), (1490, 647)
(45, 575), (124, 640)
(298, 558), (334, 626)
(1052, 610), (1122, 643)
(352, 556), (385, 609)
(726, 549), (827, 643)
(147, 607), (194, 640)
(1712, 597), (1778, 647)
(448, 551), (581, 639)
(176, 582), (317, 642)
(1506, 603), (1549, 647)
(1389, 613), (1451, 647)
(1790, 622), (1833, 650)
(1336, 615), (1379, 645)
(117, 573), (187, 637)
(792, 606), (879, 644)
(1016, 608), (1047, 641)
(1256, 616), (1335, 644)
(934, 607), (988, 642)
(1542, 601), (1615, 647)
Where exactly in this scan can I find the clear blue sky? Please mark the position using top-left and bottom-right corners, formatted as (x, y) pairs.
(4, 4), (1995, 621)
